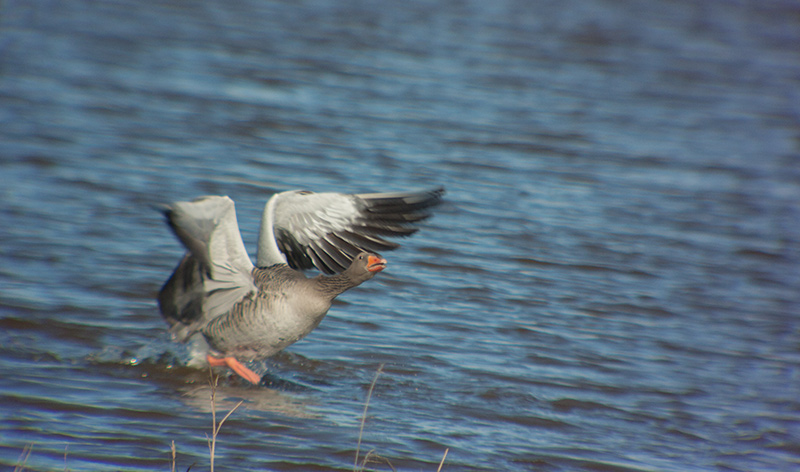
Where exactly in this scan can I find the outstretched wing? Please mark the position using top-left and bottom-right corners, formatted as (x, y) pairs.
(257, 187), (444, 273)
(158, 196), (257, 341)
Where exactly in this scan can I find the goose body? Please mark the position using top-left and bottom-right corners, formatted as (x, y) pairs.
(199, 254), (383, 361)
(158, 188), (442, 383)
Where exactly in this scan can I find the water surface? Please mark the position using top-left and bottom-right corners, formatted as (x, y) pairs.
(1, 0), (799, 470)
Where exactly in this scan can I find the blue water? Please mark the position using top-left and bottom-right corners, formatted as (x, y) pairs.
(1, 0), (799, 470)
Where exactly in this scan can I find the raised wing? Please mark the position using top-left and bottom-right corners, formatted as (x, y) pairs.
(257, 187), (444, 273)
(158, 196), (257, 341)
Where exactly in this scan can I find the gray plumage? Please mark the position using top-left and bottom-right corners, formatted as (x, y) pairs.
(196, 253), (380, 361)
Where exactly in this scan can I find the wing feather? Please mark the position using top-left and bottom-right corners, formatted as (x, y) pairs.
(318, 235), (353, 273)
(335, 230), (401, 252)
(257, 187), (444, 272)
(158, 196), (257, 341)
(307, 242), (337, 274)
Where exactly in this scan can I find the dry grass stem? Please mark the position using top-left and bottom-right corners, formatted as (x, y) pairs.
(352, 364), (449, 472)
(170, 440), (176, 472)
(354, 363), (384, 471)
(362, 449), (396, 472)
(14, 444), (32, 472)
(436, 448), (449, 472)
(208, 372), (244, 472)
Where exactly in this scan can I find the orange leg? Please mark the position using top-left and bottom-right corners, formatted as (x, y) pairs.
(206, 354), (261, 385)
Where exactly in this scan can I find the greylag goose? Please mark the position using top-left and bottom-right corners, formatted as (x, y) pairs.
(158, 188), (443, 383)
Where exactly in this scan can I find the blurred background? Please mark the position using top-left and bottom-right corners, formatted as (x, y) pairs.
(1, 0), (798, 470)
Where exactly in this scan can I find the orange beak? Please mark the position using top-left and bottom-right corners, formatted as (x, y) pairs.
(367, 254), (387, 272)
